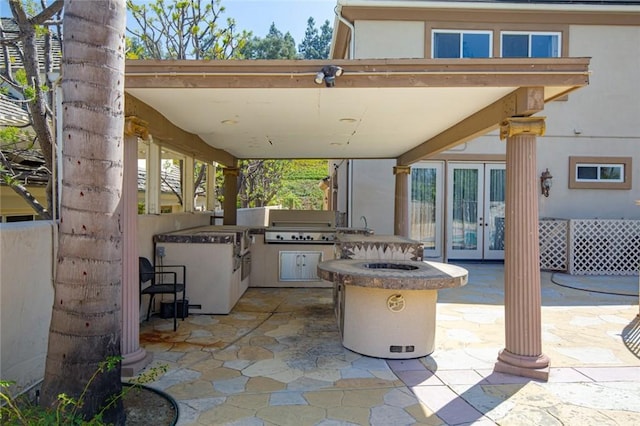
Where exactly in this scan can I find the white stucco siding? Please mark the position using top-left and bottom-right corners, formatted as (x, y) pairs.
(537, 24), (640, 219)
(354, 20), (425, 59)
(350, 159), (396, 234)
(545, 25), (640, 138)
(0, 222), (54, 391)
(537, 138), (640, 220)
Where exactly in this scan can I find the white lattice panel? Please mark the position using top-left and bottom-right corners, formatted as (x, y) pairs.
(569, 219), (640, 275)
(539, 219), (568, 271)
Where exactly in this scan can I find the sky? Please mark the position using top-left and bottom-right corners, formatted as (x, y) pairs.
(223, 0), (337, 43)
(0, 1), (338, 46)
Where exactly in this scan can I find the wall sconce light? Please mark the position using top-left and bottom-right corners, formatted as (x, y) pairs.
(314, 65), (343, 87)
(540, 168), (553, 197)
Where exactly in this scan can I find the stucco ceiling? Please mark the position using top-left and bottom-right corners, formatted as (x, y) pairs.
(126, 86), (515, 159)
(124, 58), (590, 165)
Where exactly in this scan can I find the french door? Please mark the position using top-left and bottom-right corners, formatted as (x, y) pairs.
(409, 162), (444, 259)
(446, 163), (505, 260)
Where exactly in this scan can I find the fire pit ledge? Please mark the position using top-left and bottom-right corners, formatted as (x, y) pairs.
(317, 259), (468, 290)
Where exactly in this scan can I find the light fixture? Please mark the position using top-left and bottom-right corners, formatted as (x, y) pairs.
(314, 65), (344, 87)
(540, 168), (553, 197)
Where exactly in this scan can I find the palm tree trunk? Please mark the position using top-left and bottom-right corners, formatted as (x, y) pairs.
(40, 1), (127, 424)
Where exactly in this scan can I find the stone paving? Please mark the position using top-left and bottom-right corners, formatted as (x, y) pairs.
(137, 263), (640, 425)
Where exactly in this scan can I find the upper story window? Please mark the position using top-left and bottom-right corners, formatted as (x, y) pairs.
(501, 32), (561, 58)
(432, 30), (492, 58)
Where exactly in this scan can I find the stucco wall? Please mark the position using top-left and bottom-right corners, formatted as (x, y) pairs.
(354, 20), (425, 59)
(237, 206), (282, 227)
(350, 159), (397, 235)
(537, 24), (640, 219)
(0, 213), (211, 391)
(137, 213), (212, 260)
(0, 221), (55, 391)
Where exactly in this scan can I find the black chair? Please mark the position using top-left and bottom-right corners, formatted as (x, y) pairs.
(139, 257), (186, 331)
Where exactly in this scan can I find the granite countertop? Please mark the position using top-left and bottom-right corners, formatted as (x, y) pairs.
(317, 259), (468, 290)
(335, 233), (421, 245)
(153, 225), (240, 244)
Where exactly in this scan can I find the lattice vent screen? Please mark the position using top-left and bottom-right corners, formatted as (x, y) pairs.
(539, 219), (568, 271)
(569, 219), (640, 275)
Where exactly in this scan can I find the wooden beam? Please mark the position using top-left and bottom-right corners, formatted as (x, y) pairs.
(398, 87), (545, 165)
(125, 58), (590, 90)
(124, 93), (236, 166)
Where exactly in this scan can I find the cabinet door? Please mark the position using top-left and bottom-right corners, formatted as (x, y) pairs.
(279, 251), (323, 281)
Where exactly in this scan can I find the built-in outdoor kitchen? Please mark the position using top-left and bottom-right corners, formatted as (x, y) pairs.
(153, 225), (252, 314)
(151, 210), (348, 315)
(152, 209), (467, 359)
(251, 210), (341, 288)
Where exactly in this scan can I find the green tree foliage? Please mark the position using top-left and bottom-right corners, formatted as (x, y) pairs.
(277, 160), (328, 210)
(298, 17), (333, 59)
(240, 22), (297, 59)
(237, 159), (292, 208)
(0, 0), (63, 219)
(126, 0), (251, 59)
(284, 159), (329, 180)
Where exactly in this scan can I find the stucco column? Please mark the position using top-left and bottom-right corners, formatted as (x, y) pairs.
(145, 137), (161, 214)
(206, 163), (217, 212)
(183, 156), (194, 212)
(223, 166), (239, 225)
(494, 116), (550, 381)
(122, 117), (153, 376)
(393, 165), (411, 237)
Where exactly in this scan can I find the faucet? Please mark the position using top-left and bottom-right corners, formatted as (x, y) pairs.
(360, 215), (368, 230)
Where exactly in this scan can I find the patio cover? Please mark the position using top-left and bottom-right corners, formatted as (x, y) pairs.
(124, 57), (590, 166)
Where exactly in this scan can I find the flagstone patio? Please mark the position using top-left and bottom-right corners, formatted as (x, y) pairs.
(136, 263), (640, 425)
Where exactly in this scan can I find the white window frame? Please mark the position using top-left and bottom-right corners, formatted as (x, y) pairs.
(431, 29), (493, 59)
(500, 31), (562, 58)
(575, 163), (624, 183)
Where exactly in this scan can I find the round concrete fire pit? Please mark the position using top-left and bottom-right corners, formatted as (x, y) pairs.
(318, 259), (468, 359)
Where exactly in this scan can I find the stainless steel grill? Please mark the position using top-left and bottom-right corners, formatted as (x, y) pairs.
(264, 210), (337, 244)
(264, 227), (336, 244)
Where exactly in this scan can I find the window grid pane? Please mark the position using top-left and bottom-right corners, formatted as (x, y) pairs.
(599, 166), (622, 181)
(501, 32), (561, 58)
(531, 34), (559, 57)
(462, 33), (491, 58)
(434, 32), (461, 58)
(433, 31), (490, 58)
(502, 34), (528, 58)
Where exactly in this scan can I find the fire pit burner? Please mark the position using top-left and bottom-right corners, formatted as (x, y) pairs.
(364, 262), (419, 271)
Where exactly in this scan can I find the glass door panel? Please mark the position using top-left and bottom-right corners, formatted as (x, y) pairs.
(409, 162), (443, 259)
(484, 164), (506, 259)
(447, 164), (483, 259)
